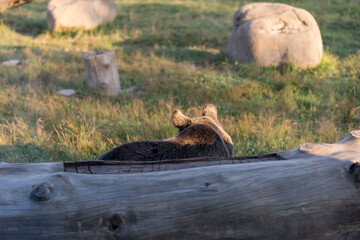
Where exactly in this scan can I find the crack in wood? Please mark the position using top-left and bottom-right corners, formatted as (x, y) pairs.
(63, 153), (281, 175)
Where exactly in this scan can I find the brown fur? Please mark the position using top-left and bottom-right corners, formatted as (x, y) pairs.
(97, 104), (233, 161)
(169, 104), (232, 146)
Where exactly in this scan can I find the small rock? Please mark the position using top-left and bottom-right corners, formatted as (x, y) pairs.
(57, 89), (76, 97)
(2, 59), (21, 66)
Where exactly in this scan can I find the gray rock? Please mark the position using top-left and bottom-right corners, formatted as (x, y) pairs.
(226, 3), (323, 68)
(47, 0), (117, 32)
(2, 59), (21, 66)
(57, 89), (76, 97)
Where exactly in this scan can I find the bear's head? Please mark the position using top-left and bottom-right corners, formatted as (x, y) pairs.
(168, 104), (233, 156)
(97, 104), (233, 161)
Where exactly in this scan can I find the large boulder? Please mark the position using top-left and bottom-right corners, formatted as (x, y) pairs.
(226, 3), (323, 68)
(47, 0), (117, 32)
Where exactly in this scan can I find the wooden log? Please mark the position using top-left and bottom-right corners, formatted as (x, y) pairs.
(84, 51), (121, 96)
(1, 131), (360, 239)
(0, 0), (31, 12)
(64, 154), (281, 174)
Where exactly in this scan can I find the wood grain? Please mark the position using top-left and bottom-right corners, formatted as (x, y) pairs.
(64, 153), (280, 174)
(1, 131), (360, 239)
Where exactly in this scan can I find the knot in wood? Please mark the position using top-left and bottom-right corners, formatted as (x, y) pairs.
(101, 82), (108, 89)
(349, 162), (360, 182)
(109, 213), (124, 231)
(30, 182), (54, 201)
(299, 143), (324, 152)
(103, 60), (111, 68)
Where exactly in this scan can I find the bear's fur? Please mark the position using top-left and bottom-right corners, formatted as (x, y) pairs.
(97, 104), (233, 161)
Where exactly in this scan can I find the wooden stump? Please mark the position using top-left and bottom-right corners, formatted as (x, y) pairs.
(84, 51), (121, 96)
(0, 0), (32, 12)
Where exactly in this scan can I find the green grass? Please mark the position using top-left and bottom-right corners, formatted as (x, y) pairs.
(0, 0), (359, 162)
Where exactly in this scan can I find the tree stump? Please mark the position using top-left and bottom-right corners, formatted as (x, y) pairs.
(0, 0), (32, 12)
(84, 51), (121, 96)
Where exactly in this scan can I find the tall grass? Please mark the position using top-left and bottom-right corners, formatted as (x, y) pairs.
(0, 0), (359, 162)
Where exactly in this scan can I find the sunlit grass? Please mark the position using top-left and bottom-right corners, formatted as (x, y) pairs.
(0, 0), (359, 162)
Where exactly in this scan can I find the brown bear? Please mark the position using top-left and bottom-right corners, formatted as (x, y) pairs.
(97, 104), (233, 161)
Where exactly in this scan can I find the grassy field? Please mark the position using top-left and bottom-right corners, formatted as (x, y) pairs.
(0, 0), (359, 163)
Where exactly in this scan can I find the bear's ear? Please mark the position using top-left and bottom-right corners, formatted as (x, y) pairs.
(172, 109), (192, 128)
(202, 104), (219, 123)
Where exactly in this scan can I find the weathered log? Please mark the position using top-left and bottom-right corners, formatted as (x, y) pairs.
(0, 0), (31, 12)
(84, 51), (121, 96)
(1, 131), (360, 239)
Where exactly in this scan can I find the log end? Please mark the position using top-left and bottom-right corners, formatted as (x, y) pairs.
(298, 130), (360, 156)
(83, 51), (115, 61)
(337, 130), (360, 144)
(351, 130), (360, 138)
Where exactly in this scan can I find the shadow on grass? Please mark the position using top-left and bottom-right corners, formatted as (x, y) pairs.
(322, 20), (360, 58)
(0, 143), (52, 163)
(118, 44), (227, 66)
(0, 143), (87, 163)
(0, 1), (49, 37)
(111, 3), (230, 66)
(0, 143), (50, 163)
(113, 3), (230, 49)
(156, 47), (228, 66)
(1, 1), (359, 59)
(0, 45), (87, 91)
